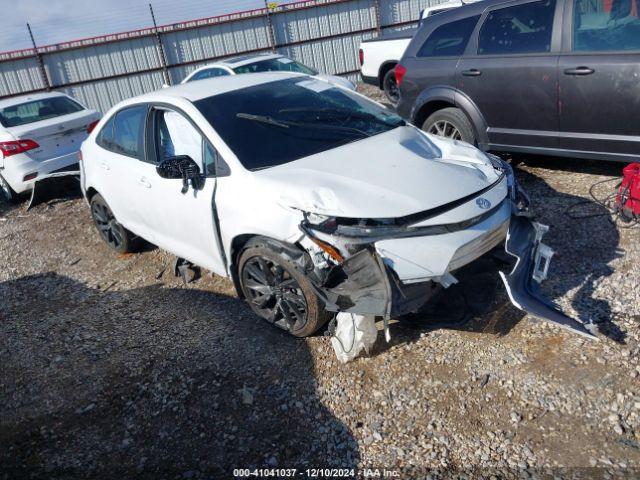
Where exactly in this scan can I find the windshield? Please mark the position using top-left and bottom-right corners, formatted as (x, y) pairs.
(233, 57), (317, 75)
(0, 96), (84, 128)
(194, 77), (405, 171)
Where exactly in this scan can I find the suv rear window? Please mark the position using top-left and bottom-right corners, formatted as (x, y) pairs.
(478, 0), (556, 55)
(418, 15), (480, 57)
(0, 96), (84, 128)
(573, 0), (640, 52)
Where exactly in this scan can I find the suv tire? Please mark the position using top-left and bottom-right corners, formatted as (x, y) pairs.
(382, 69), (400, 105)
(238, 242), (331, 337)
(90, 193), (137, 254)
(422, 107), (476, 145)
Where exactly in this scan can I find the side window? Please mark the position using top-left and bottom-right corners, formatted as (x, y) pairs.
(478, 0), (556, 55)
(190, 68), (230, 81)
(111, 106), (147, 159)
(573, 0), (640, 52)
(417, 15), (480, 57)
(156, 110), (204, 169)
(96, 116), (115, 150)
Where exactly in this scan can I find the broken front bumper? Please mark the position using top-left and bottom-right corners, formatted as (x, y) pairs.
(310, 213), (597, 340)
(499, 215), (596, 339)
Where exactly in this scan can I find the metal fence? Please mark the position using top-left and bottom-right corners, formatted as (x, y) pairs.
(0, 0), (439, 113)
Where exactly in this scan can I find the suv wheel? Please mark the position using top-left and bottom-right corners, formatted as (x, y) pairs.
(238, 242), (331, 337)
(422, 107), (476, 145)
(90, 193), (137, 253)
(0, 175), (17, 204)
(383, 69), (400, 105)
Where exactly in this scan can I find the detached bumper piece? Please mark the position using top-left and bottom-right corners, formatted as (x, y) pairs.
(499, 216), (597, 340)
(27, 169), (80, 211)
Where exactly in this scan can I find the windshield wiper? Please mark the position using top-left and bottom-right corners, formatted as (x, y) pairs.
(236, 112), (371, 137)
(236, 113), (290, 128)
(278, 107), (405, 128)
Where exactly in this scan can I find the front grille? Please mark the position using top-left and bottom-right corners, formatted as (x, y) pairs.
(448, 219), (509, 271)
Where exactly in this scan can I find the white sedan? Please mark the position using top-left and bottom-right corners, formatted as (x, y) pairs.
(0, 92), (100, 202)
(80, 72), (594, 340)
(181, 53), (356, 91)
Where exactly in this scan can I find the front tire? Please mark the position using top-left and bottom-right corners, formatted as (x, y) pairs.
(0, 174), (18, 204)
(238, 243), (331, 337)
(422, 107), (476, 145)
(90, 193), (137, 254)
(382, 68), (400, 105)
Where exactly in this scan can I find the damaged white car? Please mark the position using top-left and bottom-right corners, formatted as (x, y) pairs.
(80, 72), (595, 349)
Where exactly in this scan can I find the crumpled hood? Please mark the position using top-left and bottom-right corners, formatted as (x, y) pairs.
(255, 126), (503, 218)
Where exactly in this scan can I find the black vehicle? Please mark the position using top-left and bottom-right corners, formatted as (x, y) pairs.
(395, 0), (640, 162)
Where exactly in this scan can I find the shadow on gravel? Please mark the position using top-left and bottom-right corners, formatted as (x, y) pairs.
(0, 273), (359, 479)
(386, 156), (625, 345)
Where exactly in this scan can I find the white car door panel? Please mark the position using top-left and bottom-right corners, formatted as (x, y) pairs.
(142, 108), (226, 275)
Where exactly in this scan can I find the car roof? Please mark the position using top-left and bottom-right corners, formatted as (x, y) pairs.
(0, 91), (70, 109)
(192, 53), (284, 72)
(132, 71), (306, 105)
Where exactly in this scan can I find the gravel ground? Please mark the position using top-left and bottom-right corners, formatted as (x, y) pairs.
(1, 84), (639, 479)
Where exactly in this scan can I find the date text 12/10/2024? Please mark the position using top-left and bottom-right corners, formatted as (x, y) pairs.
(233, 468), (401, 478)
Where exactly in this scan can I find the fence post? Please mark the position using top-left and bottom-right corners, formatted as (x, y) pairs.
(149, 3), (171, 86)
(27, 23), (51, 91)
(264, 1), (278, 52)
(373, 0), (382, 35)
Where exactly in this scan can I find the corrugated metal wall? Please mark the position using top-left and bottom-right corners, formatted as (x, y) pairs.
(0, 0), (438, 113)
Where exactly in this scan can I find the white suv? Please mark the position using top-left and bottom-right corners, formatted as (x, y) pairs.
(80, 72), (594, 340)
(0, 92), (100, 202)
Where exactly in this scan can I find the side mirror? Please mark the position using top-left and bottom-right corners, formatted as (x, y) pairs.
(156, 155), (203, 194)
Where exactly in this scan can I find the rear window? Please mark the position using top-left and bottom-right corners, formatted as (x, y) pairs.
(418, 15), (480, 57)
(233, 58), (317, 75)
(194, 77), (404, 171)
(0, 96), (84, 128)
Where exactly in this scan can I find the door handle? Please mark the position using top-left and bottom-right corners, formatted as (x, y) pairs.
(461, 68), (482, 77)
(564, 66), (595, 76)
(139, 177), (151, 188)
(100, 162), (110, 171)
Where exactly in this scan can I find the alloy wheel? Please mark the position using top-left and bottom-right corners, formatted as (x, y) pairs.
(428, 120), (462, 140)
(241, 255), (308, 332)
(91, 201), (125, 250)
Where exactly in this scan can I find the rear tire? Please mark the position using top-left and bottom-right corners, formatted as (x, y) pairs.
(238, 242), (331, 337)
(422, 107), (477, 145)
(90, 193), (137, 254)
(0, 175), (18, 204)
(382, 69), (400, 105)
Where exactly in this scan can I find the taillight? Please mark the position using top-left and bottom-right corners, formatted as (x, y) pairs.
(87, 120), (99, 134)
(395, 64), (407, 86)
(359, 48), (364, 66)
(0, 139), (40, 158)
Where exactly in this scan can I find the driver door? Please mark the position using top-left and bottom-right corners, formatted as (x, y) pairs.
(138, 106), (227, 275)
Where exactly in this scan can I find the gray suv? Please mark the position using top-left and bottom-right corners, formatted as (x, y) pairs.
(395, 0), (640, 162)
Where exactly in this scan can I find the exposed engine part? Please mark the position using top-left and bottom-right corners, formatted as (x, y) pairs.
(329, 313), (378, 363)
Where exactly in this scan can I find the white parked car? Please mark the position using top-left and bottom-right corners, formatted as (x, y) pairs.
(359, 0), (479, 104)
(0, 92), (100, 202)
(80, 72), (594, 340)
(181, 53), (356, 91)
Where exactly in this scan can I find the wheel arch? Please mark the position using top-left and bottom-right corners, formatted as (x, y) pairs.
(378, 61), (398, 89)
(411, 86), (489, 148)
(229, 234), (311, 299)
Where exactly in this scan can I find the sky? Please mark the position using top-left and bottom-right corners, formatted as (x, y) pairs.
(1, 0), (272, 52)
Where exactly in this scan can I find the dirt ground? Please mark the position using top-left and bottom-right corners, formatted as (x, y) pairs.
(1, 85), (639, 479)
